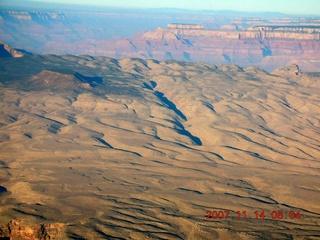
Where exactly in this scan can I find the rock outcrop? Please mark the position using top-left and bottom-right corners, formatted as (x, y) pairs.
(0, 41), (24, 58)
(272, 64), (302, 77)
(0, 220), (66, 239)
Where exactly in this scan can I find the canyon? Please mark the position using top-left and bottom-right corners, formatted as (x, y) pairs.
(1, 9), (320, 71)
(139, 23), (320, 72)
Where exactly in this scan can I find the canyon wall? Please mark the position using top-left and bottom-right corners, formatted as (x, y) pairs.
(167, 23), (205, 29)
(1, 9), (320, 71)
(136, 24), (320, 71)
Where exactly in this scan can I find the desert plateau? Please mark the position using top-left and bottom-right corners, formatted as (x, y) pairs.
(0, 49), (319, 239)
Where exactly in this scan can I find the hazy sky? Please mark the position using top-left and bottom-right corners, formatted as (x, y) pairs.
(2, 0), (320, 15)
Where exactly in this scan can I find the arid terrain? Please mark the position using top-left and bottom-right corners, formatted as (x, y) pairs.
(0, 50), (320, 239)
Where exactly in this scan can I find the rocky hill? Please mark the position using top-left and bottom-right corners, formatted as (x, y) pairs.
(29, 69), (99, 91)
(0, 41), (24, 58)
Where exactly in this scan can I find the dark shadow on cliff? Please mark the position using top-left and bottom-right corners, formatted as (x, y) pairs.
(168, 120), (202, 146)
(0, 186), (7, 196)
(0, 45), (12, 58)
(154, 91), (187, 121)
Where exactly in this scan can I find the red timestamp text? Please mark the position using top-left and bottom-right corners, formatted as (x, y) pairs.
(206, 210), (301, 220)
(206, 210), (230, 219)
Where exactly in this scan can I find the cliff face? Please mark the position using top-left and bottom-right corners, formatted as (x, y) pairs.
(137, 25), (320, 71)
(167, 23), (204, 29)
(0, 10), (66, 21)
(54, 24), (319, 72)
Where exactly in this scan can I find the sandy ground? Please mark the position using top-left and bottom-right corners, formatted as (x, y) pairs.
(0, 57), (319, 239)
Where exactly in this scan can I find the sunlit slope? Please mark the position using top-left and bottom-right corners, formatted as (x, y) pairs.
(0, 55), (319, 239)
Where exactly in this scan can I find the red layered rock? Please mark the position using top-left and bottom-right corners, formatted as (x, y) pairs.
(137, 25), (320, 71)
(55, 24), (319, 72)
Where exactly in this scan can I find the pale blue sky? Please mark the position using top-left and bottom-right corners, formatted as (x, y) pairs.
(2, 0), (320, 15)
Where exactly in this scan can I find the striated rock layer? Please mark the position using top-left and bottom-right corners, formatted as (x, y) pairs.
(137, 25), (320, 72)
(37, 24), (320, 72)
(1, 8), (320, 71)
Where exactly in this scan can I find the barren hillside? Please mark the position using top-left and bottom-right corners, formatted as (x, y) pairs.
(0, 54), (319, 239)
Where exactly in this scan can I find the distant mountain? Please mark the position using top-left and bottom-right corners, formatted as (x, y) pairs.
(1, 8), (320, 71)
(136, 24), (320, 72)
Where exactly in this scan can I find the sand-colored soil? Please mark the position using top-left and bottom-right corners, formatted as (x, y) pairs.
(0, 56), (319, 239)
